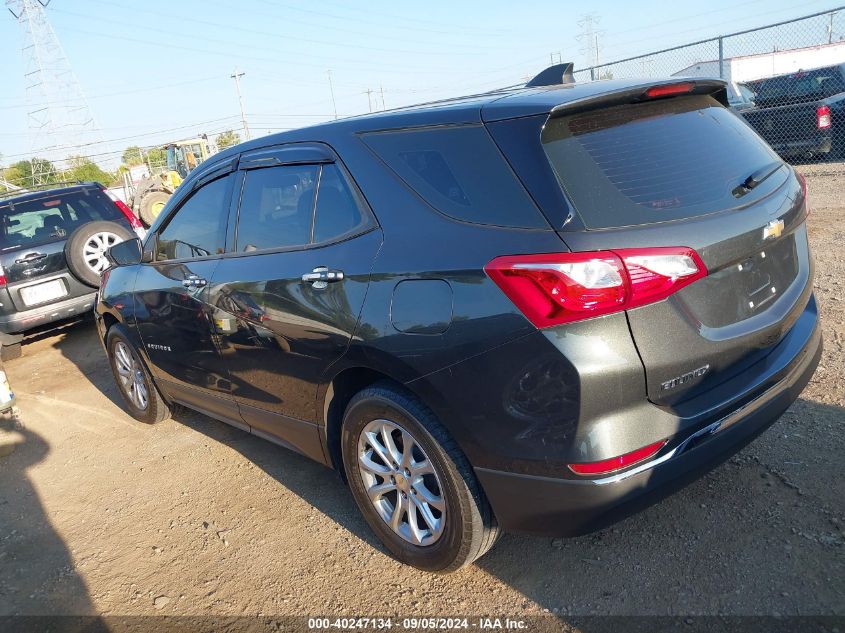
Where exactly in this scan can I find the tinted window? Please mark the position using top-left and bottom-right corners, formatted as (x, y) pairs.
(235, 165), (319, 251)
(156, 175), (231, 260)
(313, 164), (364, 243)
(756, 67), (845, 105)
(541, 95), (782, 229)
(0, 188), (121, 251)
(363, 125), (546, 228)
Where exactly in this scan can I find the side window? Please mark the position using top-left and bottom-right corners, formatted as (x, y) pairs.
(362, 125), (547, 228)
(156, 175), (231, 260)
(235, 165), (320, 252)
(313, 164), (364, 243)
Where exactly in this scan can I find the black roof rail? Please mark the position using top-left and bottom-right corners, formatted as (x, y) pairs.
(0, 180), (101, 201)
(526, 62), (576, 88)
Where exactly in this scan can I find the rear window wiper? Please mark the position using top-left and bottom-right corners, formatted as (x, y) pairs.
(732, 161), (783, 198)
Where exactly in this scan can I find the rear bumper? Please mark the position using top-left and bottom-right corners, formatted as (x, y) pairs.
(475, 316), (822, 537)
(0, 292), (96, 334)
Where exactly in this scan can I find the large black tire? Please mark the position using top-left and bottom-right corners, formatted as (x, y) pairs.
(65, 221), (134, 287)
(139, 190), (171, 227)
(106, 325), (170, 425)
(341, 382), (499, 573)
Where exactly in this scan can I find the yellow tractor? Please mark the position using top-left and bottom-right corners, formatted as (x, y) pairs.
(130, 135), (218, 226)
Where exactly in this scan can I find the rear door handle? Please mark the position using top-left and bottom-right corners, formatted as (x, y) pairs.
(182, 275), (208, 288)
(16, 253), (47, 264)
(301, 266), (344, 289)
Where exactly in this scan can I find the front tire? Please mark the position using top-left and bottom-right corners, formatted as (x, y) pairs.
(341, 382), (499, 572)
(139, 191), (170, 227)
(106, 326), (169, 424)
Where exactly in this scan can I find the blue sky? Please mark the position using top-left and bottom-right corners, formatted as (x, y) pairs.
(0, 0), (839, 167)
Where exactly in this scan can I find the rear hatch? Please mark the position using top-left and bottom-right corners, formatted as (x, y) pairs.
(529, 87), (810, 407)
(0, 187), (126, 312)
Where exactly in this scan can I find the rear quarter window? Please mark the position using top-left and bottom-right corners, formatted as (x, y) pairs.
(362, 125), (548, 229)
(541, 95), (784, 229)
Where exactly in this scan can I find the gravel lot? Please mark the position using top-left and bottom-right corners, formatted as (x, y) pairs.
(0, 167), (842, 619)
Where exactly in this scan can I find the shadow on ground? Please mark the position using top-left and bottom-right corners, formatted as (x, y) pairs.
(45, 319), (845, 616)
(0, 410), (96, 617)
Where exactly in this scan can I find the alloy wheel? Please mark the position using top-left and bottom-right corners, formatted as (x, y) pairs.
(113, 341), (149, 411)
(357, 419), (446, 546)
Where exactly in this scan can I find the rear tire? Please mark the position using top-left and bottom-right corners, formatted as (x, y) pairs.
(65, 221), (134, 287)
(341, 382), (499, 573)
(139, 191), (170, 227)
(106, 325), (169, 424)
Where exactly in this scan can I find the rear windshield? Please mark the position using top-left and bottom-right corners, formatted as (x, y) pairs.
(755, 67), (845, 105)
(0, 188), (121, 251)
(541, 95), (783, 229)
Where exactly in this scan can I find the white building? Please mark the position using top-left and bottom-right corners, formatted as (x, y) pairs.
(672, 40), (845, 83)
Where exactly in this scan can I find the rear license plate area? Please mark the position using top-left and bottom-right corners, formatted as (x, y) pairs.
(20, 279), (67, 306)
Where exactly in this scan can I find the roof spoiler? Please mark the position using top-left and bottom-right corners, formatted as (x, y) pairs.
(526, 63), (576, 88)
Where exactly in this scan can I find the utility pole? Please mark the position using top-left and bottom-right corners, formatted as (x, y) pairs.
(379, 85), (386, 111)
(230, 71), (250, 141)
(828, 11), (839, 44)
(327, 70), (338, 120)
(364, 88), (374, 113)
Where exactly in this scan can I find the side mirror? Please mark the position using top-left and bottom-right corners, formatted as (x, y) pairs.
(106, 237), (143, 266)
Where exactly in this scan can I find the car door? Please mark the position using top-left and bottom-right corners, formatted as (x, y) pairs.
(134, 163), (243, 424)
(205, 144), (381, 453)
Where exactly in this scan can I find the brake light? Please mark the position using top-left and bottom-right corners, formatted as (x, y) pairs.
(0, 263), (6, 288)
(817, 105), (831, 129)
(485, 247), (707, 328)
(568, 439), (668, 476)
(644, 82), (694, 99)
(101, 187), (144, 230)
(796, 172), (809, 215)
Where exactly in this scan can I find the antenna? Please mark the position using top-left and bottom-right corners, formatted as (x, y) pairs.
(6, 0), (99, 185)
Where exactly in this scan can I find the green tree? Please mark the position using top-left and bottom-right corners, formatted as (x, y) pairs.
(2, 158), (59, 187)
(64, 155), (115, 185)
(122, 145), (166, 168)
(215, 130), (241, 150)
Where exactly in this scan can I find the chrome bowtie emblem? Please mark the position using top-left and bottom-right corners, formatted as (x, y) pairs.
(763, 218), (784, 240)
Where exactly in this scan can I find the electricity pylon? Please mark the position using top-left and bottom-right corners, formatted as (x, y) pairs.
(6, 0), (97, 184)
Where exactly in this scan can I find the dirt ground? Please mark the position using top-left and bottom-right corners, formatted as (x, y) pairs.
(0, 168), (843, 620)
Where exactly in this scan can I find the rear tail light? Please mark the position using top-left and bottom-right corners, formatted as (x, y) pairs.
(797, 172), (809, 215)
(485, 247), (707, 328)
(644, 82), (694, 99)
(568, 439), (668, 476)
(0, 264), (6, 288)
(101, 187), (145, 233)
(817, 104), (831, 129)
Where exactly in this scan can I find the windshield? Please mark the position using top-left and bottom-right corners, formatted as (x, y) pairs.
(541, 95), (784, 229)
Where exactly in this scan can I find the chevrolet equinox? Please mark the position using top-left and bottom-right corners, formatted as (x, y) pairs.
(96, 68), (822, 572)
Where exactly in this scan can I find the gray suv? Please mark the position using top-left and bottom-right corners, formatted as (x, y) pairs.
(0, 182), (144, 359)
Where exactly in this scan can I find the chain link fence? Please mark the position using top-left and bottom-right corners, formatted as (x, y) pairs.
(574, 7), (845, 169)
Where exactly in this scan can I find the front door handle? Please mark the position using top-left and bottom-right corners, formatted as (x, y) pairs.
(301, 266), (344, 289)
(182, 274), (208, 288)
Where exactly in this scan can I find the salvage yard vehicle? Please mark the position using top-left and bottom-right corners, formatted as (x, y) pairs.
(740, 64), (845, 159)
(130, 136), (218, 227)
(0, 182), (145, 360)
(96, 66), (821, 572)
